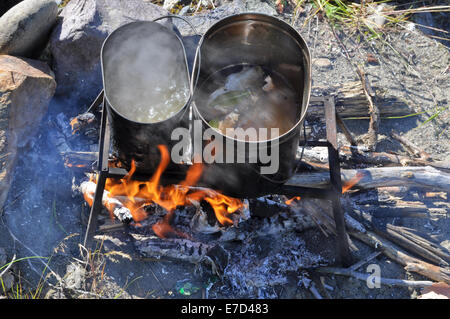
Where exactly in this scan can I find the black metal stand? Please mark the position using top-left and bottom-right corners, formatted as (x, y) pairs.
(83, 94), (352, 266)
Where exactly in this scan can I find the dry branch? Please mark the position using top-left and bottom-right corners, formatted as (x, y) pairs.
(349, 230), (450, 284)
(287, 166), (450, 191)
(317, 267), (434, 287)
(391, 131), (431, 160)
(302, 146), (450, 171)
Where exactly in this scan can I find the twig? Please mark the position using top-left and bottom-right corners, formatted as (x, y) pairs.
(309, 282), (323, 299)
(329, 22), (379, 151)
(349, 251), (381, 271)
(336, 112), (358, 146)
(349, 230), (450, 283)
(390, 131), (431, 161)
(317, 267), (434, 287)
(0, 254), (16, 278)
(356, 66), (379, 151)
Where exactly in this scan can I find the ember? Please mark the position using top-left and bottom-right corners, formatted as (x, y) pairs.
(83, 145), (245, 237)
(285, 196), (301, 205)
(342, 172), (365, 193)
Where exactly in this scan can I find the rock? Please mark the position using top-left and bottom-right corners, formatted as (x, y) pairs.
(64, 262), (86, 290)
(44, 288), (67, 299)
(0, 1), (23, 17)
(0, 55), (56, 209)
(50, 0), (168, 108)
(0, 247), (6, 265)
(313, 58), (332, 70)
(0, 0), (59, 57)
(0, 271), (14, 290)
(179, 6), (191, 16)
(177, 0), (277, 35)
(163, 0), (180, 11)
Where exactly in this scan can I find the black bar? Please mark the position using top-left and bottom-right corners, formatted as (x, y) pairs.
(83, 100), (110, 247)
(324, 97), (352, 266)
(83, 170), (107, 248)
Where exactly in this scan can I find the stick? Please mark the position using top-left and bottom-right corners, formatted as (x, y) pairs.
(349, 230), (450, 284)
(348, 251), (382, 271)
(317, 267), (434, 287)
(391, 132), (431, 160)
(335, 112), (357, 146)
(287, 166), (450, 191)
(301, 147), (450, 170)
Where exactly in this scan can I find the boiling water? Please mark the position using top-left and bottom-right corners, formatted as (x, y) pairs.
(195, 65), (299, 141)
(104, 23), (190, 123)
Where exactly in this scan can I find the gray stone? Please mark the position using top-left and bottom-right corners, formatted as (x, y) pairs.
(313, 58), (332, 70)
(0, 55), (56, 209)
(0, 247), (6, 265)
(180, 0), (277, 35)
(64, 262), (86, 290)
(0, 271), (14, 290)
(0, 0), (58, 57)
(0, 1), (23, 17)
(50, 0), (168, 108)
(163, 0), (180, 11)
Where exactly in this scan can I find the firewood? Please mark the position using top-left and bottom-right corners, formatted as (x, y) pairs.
(351, 210), (450, 266)
(309, 82), (411, 119)
(302, 146), (450, 171)
(317, 267), (434, 287)
(287, 166), (450, 191)
(80, 180), (134, 224)
(349, 230), (450, 284)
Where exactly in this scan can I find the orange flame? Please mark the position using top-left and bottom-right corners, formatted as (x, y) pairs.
(342, 172), (365, 193)
(85, 145), (243, 237)
(70, 118), (79, 135)
(285, 196), (301, 205)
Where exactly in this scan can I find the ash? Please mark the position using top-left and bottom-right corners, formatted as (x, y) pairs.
(221, 231), (328, 298)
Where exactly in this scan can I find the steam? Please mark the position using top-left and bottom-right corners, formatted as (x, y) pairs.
(103, 22), (190, 123)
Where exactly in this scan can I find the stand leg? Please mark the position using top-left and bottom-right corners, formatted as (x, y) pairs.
(83, 97), (110, 248)
(83, 170), (107, 248)
(324, 97), (353, 266)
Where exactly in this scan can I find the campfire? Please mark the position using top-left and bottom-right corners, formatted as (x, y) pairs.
(58, 13), (449, 297)
(81, 144), (246, 238)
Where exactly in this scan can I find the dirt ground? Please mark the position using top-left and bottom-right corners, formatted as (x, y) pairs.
(0, 0), (448, 299)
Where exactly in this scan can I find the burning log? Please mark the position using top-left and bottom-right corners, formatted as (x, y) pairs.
(287, 166), (450, 192)
(80, 180), (134, 224)
(69, 112), (98, 138)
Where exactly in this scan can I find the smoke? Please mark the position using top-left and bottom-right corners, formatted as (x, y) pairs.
(103, 21), (190, 123)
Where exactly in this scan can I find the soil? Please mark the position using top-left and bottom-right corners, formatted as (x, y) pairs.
(0, 0), (448, 299)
